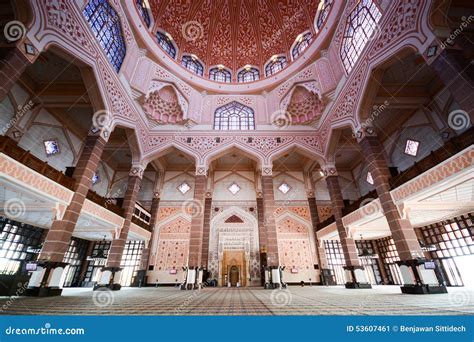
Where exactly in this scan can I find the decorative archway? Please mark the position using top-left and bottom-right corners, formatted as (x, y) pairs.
(208, 206), (260, 286)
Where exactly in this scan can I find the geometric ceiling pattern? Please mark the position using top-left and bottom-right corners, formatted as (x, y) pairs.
(148, 0), (319, 72)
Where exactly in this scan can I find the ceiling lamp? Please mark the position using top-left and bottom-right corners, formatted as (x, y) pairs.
(358, 235), (378, 260)
(87, 236), (108, 261)
(190, 54), (198, 60)
(271, 55), (278, 62)
(419, 240), (436, 252)
(217, 64), (225, 70)
(244, 64), (252, 71)
(296, 33), (304, 43)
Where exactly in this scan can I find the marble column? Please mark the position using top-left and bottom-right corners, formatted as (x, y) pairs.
(98, 166), (144, 290)
(356, 129), (446, 294)
(323, 165), (370, 289)
(26, 130), (108, 296)
(260, 174), (279, 268)
(188, 174), (207, 268)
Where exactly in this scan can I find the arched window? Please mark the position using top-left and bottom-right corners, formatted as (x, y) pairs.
(237, 66), (260, 83)
(316, 0), (332, 31)
(83, 0), (126, 72)
(291, 32), (312, 60)
(209, 66), (232, 83)
(340, 0), (381, 73)
(156, 31), (176, 59)
(265, 55), (288, 77)
(181, 55), (204, 76)
(136, 0), (151, 28)
(214, 101), (255, 130)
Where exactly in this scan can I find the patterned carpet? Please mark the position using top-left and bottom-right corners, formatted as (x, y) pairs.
(0, 285), (473, 316)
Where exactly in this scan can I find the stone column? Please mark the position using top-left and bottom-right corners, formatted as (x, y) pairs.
(307, 196), (326, 283)
(323, 165), (370, 288)
(0, 47), (33, 101)
(260, 172), (279, 268)
(188, 174), (207, 268)
(256, 194), (267, 285)
(357, 130), (422, 260)
(26, 130), (108, 296)
(98, 165), (144, 290)
(135, 193), (160, 285)
(430, 49), (474, 118)
(200, 196), (212, 269)
(356, 129), (446, 294)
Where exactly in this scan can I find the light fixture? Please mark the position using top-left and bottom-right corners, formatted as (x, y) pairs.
(419, 240), (436, 252)
(217, 64), (225, 70)
(296, 33), (304, 43)
(228, 182), (241, 195)
(178, 182), (191, 195)
(358, 235), (378, 259)
(271, 55), (278, 62)
(87, 236), (108, 261)
(278, 183), (291, 194)
(244, 64), (251, 70)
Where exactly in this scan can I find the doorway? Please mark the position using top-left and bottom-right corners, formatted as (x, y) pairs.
(230, 265), (240, 286)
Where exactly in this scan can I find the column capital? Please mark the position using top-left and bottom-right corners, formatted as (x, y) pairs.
(129, 163), (146, 178)
(260, 165), (273, 177)
(195, 165), (208, 177)
(90, 110), (113, 141)
(353, 126), (377, 143)
(320, 163), (338, 177)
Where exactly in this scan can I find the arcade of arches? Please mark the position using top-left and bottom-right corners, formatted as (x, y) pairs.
(0, 0), (473, 314)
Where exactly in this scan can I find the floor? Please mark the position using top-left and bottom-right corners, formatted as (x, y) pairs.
(1, 286), (473, 316)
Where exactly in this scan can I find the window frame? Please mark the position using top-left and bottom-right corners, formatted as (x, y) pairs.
(83, 0), (127, 72)
(181, 54), (204, 76)
(340, 0), (382, 74)
(291, 32), (313, 61)
(213, 101), (255, 131)
(209, 66), (232, 83)
(265, 55), (288, 77)
(156, 31), (177, 59)
(237, 66), (260, 83)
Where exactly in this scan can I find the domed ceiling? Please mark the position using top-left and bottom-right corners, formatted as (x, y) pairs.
(148, 0), (320, 72)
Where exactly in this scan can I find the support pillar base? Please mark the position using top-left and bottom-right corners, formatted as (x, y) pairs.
(94, 266), (122, 291)
(345, 282), (372, 289)
(25, 261), (68, 297)
(400, 285), (447, 294)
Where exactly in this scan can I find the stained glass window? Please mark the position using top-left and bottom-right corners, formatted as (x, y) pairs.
(136, 0), (151, 28)
(209, 67), (232, 83)
(181, 55), (204, 76)
(265, 55), (288, 76)
(83, 0), (127, 72)
(340, 0), (382, 73)
(214, 101), (255, 130)
(156, 31), (176, 59)
(278, 183), (291, 194)
(228, 183), (241, 195)
(178, 182), (191, 194)
(316, 0), (333, 30)
(404, 139), (420, 156)
(292, 32), (312, 60)
(237, 67), (260, 83)
(43, 139), (60, 156)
